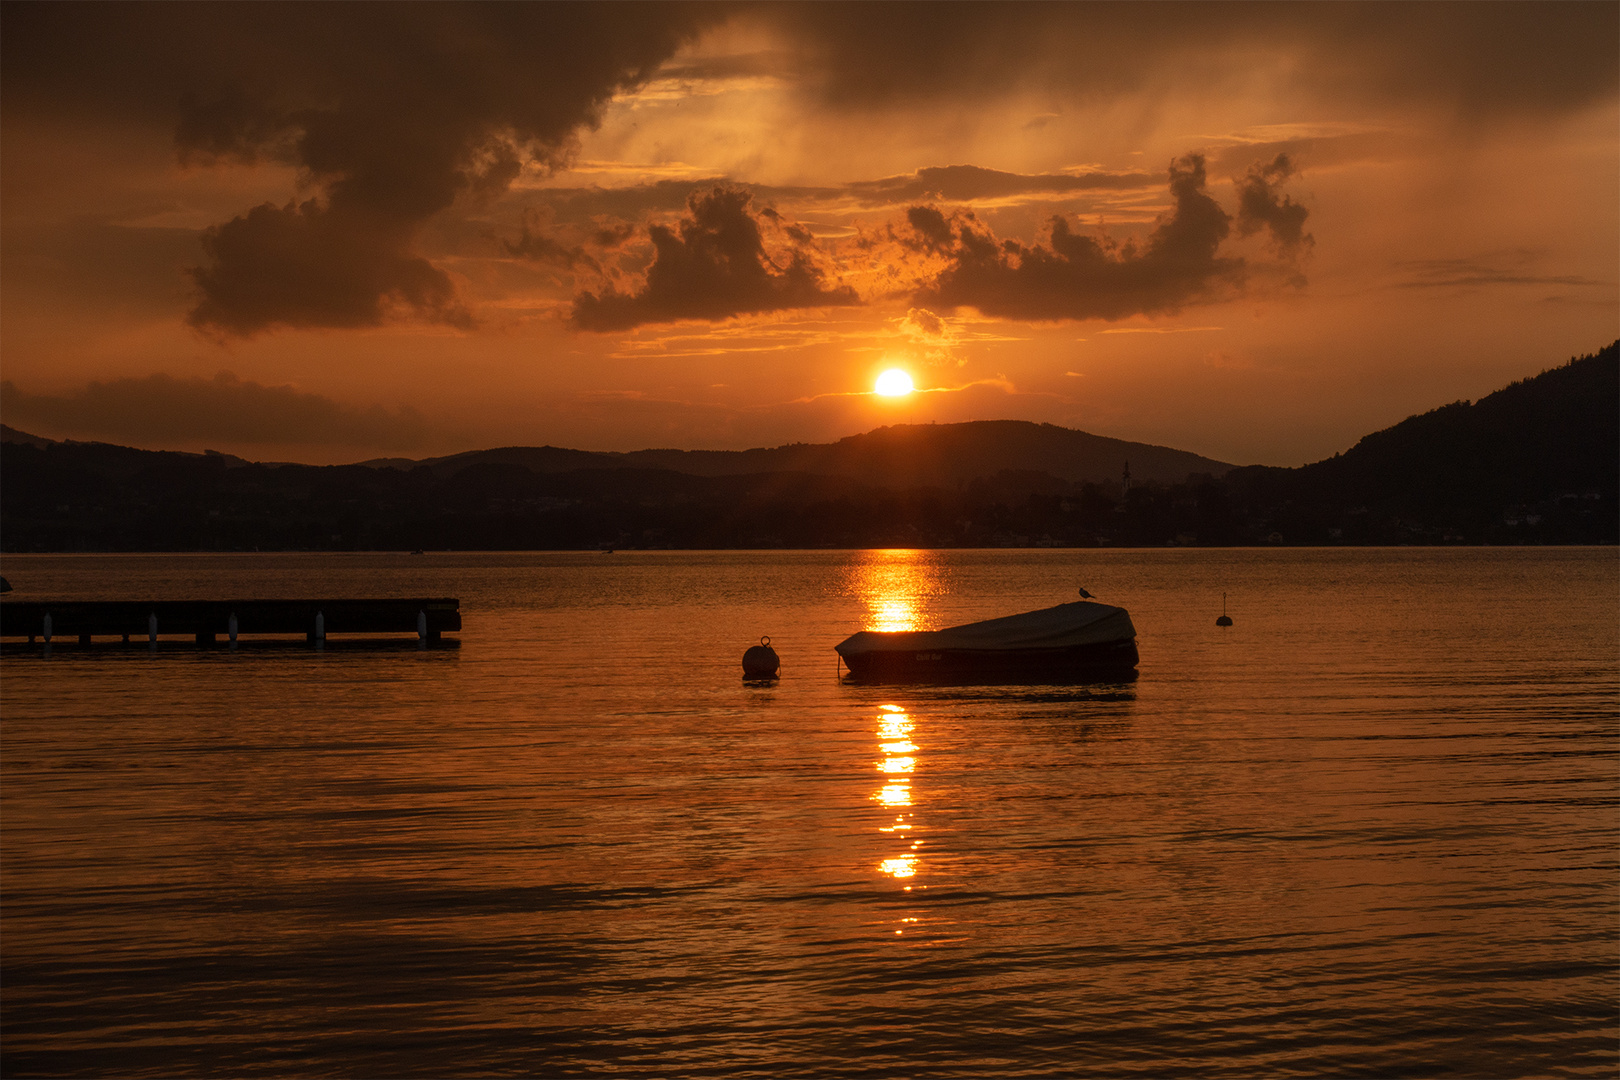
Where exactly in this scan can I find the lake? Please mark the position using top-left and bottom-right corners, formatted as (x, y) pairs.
(2, 548), (1616, 1077)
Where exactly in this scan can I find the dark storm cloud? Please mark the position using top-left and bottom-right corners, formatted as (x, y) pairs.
(571, 187), (858, 331)
(0, 372), (433, 450)
(1234, 155), (1311, 254)
(2, 4), (714, 336)
(189, 199), (471, 335)
(775, 2), (1618, 119)
(912, 154), (1264, 322)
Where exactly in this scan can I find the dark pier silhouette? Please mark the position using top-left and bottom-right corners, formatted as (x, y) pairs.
(0, 598), (460, 646)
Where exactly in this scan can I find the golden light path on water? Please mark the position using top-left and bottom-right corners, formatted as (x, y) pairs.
(874, 704), (921, 894)
(852, 550), (948, 899)
(852, 548), (947, 633)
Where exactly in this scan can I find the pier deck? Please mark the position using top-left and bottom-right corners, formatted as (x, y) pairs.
(0, 598), (460, 645)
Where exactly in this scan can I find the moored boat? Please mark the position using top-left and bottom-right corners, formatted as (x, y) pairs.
(835, 599), (1138, 681)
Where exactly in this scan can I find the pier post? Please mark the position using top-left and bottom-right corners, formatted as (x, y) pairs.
(315, 611), (325, 644)
(228, 612), (238, 646)
(79, 633), (91, 646)
(148, 612), (157, 647)
(42, 613), (51, 643)
(418, 609), (427, 641)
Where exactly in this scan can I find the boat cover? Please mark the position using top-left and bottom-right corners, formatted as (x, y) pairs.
(835, 601), (1135, 656)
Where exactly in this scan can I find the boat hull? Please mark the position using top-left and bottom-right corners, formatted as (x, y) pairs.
(838, 637), (1139, 683)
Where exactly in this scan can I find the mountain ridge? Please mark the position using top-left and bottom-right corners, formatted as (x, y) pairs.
(1227, 340), (1618, 536)
(358, 419), (1231, 488)
(2, 342), (1613, 550)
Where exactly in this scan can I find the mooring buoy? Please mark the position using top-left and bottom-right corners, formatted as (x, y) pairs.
(743, 635), (780, 678)
(1216, 591), (1233, 627)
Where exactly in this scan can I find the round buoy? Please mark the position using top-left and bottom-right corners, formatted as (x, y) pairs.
(1216, 591), (1233, 627)
(742, 635), (780, 678)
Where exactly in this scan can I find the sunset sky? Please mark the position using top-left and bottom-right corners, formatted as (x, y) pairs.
(2, 2), (1615, 466)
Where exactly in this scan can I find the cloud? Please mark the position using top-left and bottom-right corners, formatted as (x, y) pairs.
(501, 213), (599, 271)
(652, 49), (803, 86)
(770, 4), (1618, 119)
(1234, 154), (1312, 254)
(1100, 326), (1223, 335)
(905, 206), (957, 252)
(1209, 130), (1407, 175)
(518, 179), (737, 228)
(571, 187), (859, 331)
(3, 6), (715, 337)
(189, 199), (471, 335)
(1392, 251), (1607, 290)
(893, 306), (964, 366)
(847, 165), (1156, 206)
(521, 165), (1156, 232)
(1, 372), (433, 450)
(912, 153), (1271, 322)
(898, 307), (950, 342)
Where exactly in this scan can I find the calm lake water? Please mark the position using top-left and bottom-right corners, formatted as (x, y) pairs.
(2, 548), (1616, 1077)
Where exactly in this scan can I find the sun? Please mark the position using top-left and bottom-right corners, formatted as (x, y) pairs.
(874, 369), (914, 396)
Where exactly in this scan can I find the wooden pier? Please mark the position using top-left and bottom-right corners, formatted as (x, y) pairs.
(0, 598), (460, 645)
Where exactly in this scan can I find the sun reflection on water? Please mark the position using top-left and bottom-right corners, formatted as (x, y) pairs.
(878, 784), (912, 808)
(872, 703), (921, 884)
(871, 599), (917, 633)
(851, 549), (947, 632)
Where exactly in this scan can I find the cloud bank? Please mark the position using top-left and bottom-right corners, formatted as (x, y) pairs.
(571, 188), (859, 330)
(4, 5), (714, 337)
(907, 154), (1300, 321)
(1, 372), (433, 450)
(776, 3), (1618, 119)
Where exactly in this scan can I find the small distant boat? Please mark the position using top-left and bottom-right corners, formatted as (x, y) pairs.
(835, 600), (1138, 682)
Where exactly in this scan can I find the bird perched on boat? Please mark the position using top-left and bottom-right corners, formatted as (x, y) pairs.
(1078, 587), (1094, 599)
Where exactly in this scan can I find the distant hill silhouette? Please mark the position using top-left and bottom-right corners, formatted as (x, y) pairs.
(0, 425), (255, 471)
(366, 420), (1232, 487)
(2, 343), (1613, 550)
(0, 424), (55, 450)
(1226, 341), (1617, 542)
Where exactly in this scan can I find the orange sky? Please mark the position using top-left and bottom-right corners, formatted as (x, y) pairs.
(2, 2), (1616, 466)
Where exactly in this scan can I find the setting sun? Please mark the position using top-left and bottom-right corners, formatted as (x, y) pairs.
(875, 369), (915, 397)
